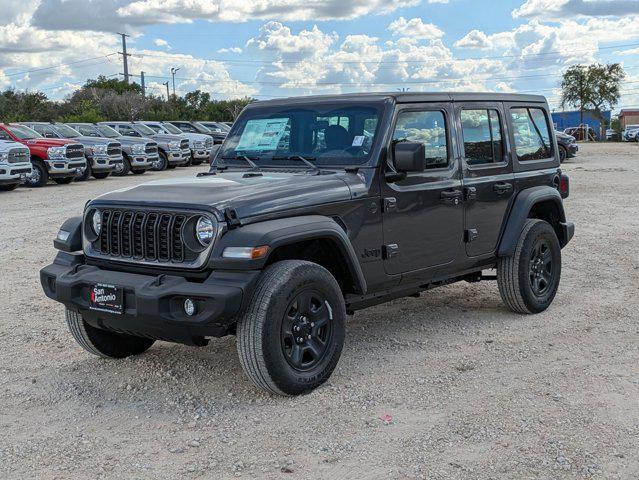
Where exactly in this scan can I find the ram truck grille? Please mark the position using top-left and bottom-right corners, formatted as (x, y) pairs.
(7, 148), (30, 164)
(205, 138), (213, 148)
(180, 139), (189, 150)
(98, 209), (190, 263)
(65, 144), (85, 159)
(107, 143), (122, 156)
(145, 143), (158, 155)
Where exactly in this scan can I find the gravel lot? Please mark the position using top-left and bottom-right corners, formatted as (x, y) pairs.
(1, 142), (638, 479)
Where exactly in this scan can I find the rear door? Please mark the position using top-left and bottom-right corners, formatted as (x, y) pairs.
(456, 102), (515, 257)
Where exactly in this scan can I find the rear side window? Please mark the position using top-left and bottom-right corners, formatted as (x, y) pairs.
(392, 110), (448, 169)
(510, 107), (552, 161)
(460, 109), (504, 166)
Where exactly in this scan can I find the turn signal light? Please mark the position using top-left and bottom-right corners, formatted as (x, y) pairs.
(222, 246), (270, 259)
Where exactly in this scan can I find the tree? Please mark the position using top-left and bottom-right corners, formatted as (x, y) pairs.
(560, 63), (625, 139)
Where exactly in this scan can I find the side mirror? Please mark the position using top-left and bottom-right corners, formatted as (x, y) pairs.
(394, 142), (425, 173)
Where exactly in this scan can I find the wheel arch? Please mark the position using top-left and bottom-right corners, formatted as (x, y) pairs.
(209, 215), (367, 295)
(498, 186), (568, 257)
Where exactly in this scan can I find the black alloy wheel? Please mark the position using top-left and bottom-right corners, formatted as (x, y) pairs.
(529, 238), (553, 296)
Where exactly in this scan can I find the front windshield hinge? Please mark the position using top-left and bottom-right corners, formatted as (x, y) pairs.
(224, 208), (241, 229)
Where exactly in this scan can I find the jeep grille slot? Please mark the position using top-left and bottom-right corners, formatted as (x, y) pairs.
(97, 209), (192, 264)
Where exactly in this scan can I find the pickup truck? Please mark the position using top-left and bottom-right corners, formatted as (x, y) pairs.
(0, 123), (86, 187)
(0, 140), (32, 191)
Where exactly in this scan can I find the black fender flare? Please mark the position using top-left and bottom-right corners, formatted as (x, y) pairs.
(53, 216), (83, 252)
(209, 215), (367, 295)
(498, 186), (567, 257)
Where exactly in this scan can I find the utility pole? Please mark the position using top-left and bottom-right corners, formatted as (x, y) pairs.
(117, 32), (131, 84)
(163, 81), (170, 101)
(170, 67), (180, 98)
(140, 71), (145, 97)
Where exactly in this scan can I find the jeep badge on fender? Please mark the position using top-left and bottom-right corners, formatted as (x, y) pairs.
(40, 92), (574, 396)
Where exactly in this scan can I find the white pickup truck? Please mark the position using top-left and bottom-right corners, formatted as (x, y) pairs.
(0, 140), (32, 191)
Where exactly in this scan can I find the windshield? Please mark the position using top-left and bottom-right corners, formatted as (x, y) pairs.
(162, 122), (183, 134)
(96, 125), (120, 138)
(7, 125), (42, 140)
(217, 103), (383, 167)
(134, 124), (156, 136)
(202, 121), (228, 133)
(144, 124), (163, 133)
(52, 124), (81, 138)
(191, 122), (214, 134)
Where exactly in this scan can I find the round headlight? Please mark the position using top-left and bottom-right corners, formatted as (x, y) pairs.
(92, 210), (102, 235)
(195, 216), (215, 246)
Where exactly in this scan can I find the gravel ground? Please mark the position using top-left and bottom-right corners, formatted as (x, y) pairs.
(0, 143), (638, 479)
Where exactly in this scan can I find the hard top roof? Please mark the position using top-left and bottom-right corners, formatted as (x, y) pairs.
(248, 91), (547, 108)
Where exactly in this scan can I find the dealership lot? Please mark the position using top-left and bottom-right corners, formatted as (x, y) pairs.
(0, 142), (637, 479)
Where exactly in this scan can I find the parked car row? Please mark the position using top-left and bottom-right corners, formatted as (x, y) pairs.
(0, 120), (229, 190)
(622, 124), (639, 142)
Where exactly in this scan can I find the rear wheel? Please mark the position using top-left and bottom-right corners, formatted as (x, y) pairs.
(236, 260), (346, 396)
(92, 171), (110, 179)
(497, 219), (562, 314)
(113, 155), (131, 176)
(65, 309), (155, 358)
(53, 177), (74, 185)
(25, 160), (48, 187)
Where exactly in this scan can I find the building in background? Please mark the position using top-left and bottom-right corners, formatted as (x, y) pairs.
(618, 109), (639, 129)
(551, 110), (611, 138)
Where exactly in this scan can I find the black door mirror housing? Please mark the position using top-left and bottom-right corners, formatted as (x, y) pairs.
(394, 142), (425, 173)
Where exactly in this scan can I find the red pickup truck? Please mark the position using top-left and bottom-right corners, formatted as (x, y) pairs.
(0, 123), (86, 187)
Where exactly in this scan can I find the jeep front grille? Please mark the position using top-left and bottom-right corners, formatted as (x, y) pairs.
(7, 147), (30, 164)
(107, 143), (122, 156)
(65, 144), (85, 159)
(98, 209), (190, 263)
(145, 142), (158, 155)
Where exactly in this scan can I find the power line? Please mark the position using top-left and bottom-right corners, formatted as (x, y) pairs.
(4, 53), (118, 78)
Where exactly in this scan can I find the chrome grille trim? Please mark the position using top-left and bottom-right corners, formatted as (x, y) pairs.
(7, 147), (30, 164)
(65, 144), (85, 159)
(145, 142), (158, 155)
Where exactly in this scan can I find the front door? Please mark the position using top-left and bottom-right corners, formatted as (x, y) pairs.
(456, 103), (515, 257)
(381, 104), (464, 275)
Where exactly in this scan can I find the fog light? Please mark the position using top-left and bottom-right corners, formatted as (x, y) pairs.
(184, 298), (196, 316)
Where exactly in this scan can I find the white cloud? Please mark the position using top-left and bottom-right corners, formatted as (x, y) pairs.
(454, 29), (492, 49)
(513, 0), (639, 19)
(388, 17), (444, 40)
(218, 47), (242, 54)
(153, 38), (170, 48)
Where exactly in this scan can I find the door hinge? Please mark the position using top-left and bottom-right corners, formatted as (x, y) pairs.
(383, 244), (400, 259)
(465, 229), (478, 243)
(382, 197), (397, 212)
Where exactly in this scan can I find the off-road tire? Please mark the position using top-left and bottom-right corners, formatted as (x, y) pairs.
(0, 184), (19, 191)
(92, 171), (110, 179)
(236, 260), (346, 396)
(558, 145), (567, 163)
(497, 219), (561, 314)
(25, 160), (48, 187)
(151, 152), (168, 171)
(65, 309), (155, 359)
(53, 177), (74, 185)
(75, 162), (91, 181)
(113, 154), (131, 176)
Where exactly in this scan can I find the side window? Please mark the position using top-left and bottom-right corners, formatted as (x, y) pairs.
(460, 109), (504, 166)
(119, 125), (139, 137)
(33, 125), (57, 138)
(179, 123), (196, 133)
(0, 130), (10, 140)
(510, 107), (552, 161)
(77, 126), (96, 137)
(392, 110), (448, 169)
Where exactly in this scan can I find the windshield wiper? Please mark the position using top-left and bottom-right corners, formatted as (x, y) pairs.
(272, 155), (319, 172)
(218, 155), (261, 171)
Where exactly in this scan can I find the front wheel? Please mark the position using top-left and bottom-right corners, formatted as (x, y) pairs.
(65, 309), (155, 358)
(497, 219), (562, 314)
(558, 145), (567, 163)
(236, 260), (346, 396)
(25, 160), (48, 187)
(113, 155), (131, 176)
(75, 162), (91, 181)
(151, 152), (168, 171)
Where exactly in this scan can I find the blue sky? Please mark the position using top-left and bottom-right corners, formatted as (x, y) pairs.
(2, 0), (639, 110)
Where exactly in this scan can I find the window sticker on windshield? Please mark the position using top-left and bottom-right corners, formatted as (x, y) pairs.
(236, 118), (289, 152)
(352, 135), (365, 147)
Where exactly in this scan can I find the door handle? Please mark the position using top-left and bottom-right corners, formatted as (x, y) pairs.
(441, 189), (462, 204)
(493, 182), (513, 194)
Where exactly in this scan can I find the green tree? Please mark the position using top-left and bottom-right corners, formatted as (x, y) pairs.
(560, 63), (625, 139)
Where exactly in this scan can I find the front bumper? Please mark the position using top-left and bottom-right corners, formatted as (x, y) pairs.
(168, 149), (188, 165)
(40, 252), (258, 345)
(46, 158), (87, 177)
(89, 154), (123, 172)
(559, 221), (575, 248)
(0, 162), (32, 183)
(132, 154), (154, 169)
(567, 144), (578, 157)
(192, 148), (211, 160)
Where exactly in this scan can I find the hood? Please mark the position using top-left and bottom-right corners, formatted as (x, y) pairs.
(116, 135), (155, 146)
(150, 133), (186, 143)
(0, 140), (28, 151)
(72, 136), (120, 146)
(179, 132), (210, 142)
(21, 137), (76, 148)
(93, 170), (356, 220)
